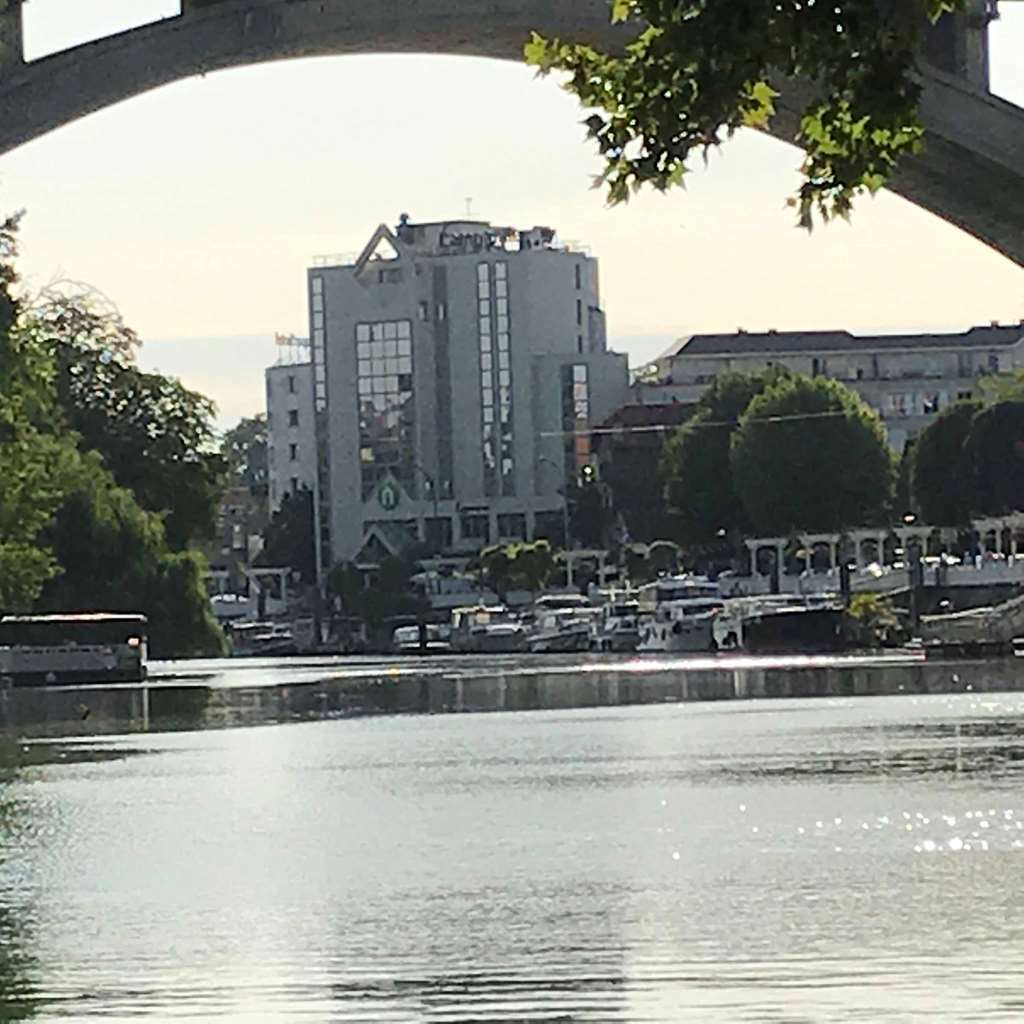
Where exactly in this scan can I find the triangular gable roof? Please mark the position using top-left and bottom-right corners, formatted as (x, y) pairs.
(355, 528), (400, 564)
(354, 223), (405, 276)
(354, 518), (417, 564)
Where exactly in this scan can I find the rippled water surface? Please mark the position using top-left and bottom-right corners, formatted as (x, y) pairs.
(5, 690), (1024, 1020)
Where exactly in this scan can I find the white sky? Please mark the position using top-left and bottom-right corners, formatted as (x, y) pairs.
(3, 1), (1022, 424)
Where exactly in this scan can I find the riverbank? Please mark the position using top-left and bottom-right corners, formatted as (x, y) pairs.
(0, 650), (1021, 735)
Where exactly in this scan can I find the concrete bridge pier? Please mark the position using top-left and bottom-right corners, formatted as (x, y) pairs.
(0, 0), (22, 73)
(924, 0), (996, 91)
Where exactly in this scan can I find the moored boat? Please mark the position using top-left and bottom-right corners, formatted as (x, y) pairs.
(636, 597), (724, 653)
(591, 599), (641, 652)
(391, 623), (452, 655)
(0, 613), (148, 686)
(713, 596), (845, 653)
(527, 607), (595, 654)
(449, 605), (525, 654)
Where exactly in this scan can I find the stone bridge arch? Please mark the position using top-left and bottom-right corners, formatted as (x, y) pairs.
(0, 0), (1021, 266)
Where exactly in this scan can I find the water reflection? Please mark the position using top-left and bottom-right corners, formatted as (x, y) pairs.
(0, 741), (42, 1021)
(9, 696), (1024, 1018)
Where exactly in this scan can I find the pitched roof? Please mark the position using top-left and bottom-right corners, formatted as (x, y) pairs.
(667, 324), (1024, 358)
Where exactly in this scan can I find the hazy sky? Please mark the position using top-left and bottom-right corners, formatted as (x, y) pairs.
(3, 1), (1022, 424)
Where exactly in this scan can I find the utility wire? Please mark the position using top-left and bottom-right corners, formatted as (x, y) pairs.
(539, 408), (860, 440)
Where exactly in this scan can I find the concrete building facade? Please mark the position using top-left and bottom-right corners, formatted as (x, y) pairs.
(635, 324), (1024, 451)
(266, 357), (316, 510)
(309, 216), (629, 569)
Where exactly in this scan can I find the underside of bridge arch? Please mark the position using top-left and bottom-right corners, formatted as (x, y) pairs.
(0, 0), (1021, 267)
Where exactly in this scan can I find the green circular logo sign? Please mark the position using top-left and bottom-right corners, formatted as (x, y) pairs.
(378, 481), (400, 511)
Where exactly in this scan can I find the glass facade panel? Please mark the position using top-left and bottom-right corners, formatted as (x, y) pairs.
(356, 319), (417, 501)
(477, 261), (515, 497)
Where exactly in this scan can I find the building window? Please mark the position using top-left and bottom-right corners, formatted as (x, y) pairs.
(460, 512), (491, 543)
(886, 393), (909, 417)
(958, 390), (973, 401)
(497, 513), (527, 540)
(287, 375), (296, 394)
(418, 301), (430, 321)
(425, 516), (453, 551)
(577, 335), (584, 355)
(437, 302), (447, 321)
(289, 443), (298, 461)
(574, 263), (582, 290)
(922, 394), (941, 415)
(290, 476), (299, 494)
(576, 299), (582, 325)
(355, 320), (416, 501)
(561, 364), (591, 480)
(288, 409), (299, 427)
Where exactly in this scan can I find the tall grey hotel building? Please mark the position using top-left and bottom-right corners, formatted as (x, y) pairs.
(307, 216), (628, 572)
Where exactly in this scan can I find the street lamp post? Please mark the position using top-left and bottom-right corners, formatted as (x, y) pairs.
(538, 455), (573, 588)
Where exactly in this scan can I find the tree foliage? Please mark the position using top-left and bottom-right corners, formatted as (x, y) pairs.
(910, 399), (982, 524)
(661, 370), (783, 545)
(567, 479), (609, 548)
(526, 0), (966, 226)
(730, 374), (894, 535)
(258, 487), (315, 583)
(32, 287), (227, 549)
(327, 557), (421, 633)
(963, 401), (1024, 517)
(0, 215), (80, 610)
(480, 540), (555, 596)
(37, 452), (225, 658)
(222, 415), (268, 493)
(602, 439), (674, 543)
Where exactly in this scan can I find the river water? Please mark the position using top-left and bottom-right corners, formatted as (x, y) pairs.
(4, 686), (1024, 1021)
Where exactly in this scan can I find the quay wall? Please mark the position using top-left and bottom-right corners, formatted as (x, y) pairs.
(1, 656), (1022, 734)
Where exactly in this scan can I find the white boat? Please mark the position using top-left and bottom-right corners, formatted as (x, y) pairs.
(0, 613), (148, 686)
(527, 607), (595, 654)
(636, 574), (721, 613)
(391, 623), (452, 654)
(591, 599), (641, 652)
(636, 597), (724, 653)
(449, 605), (525, 654)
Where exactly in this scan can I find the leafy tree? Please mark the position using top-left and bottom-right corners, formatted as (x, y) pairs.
(910, 399), (982, 524)
(480, 540), (556, 596)
(0, 214), (79, 611)
(527, 1), (965, 226)
(222, 415), (268, 494)
(568, 479), (610, 548)
(893, 434), (917, 520)
(978, 372), (1024, 404)
(731, 375), (894, 535)
(480, 544), (514, 600)
(326, 557), (420, 638)
(32, 288), (227, 549)
(661, 370), (783, 545)
(602, 436), (679, 543)
(258, 487), (315, 583)
(37, 452), (225, 657)
(846, 592), (903, 648)
(963, 401), (1024, 516)
(511, 540), (555, 593)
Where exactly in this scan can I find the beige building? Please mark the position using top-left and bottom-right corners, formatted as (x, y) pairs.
(635, 324), (1024, 450)
(266, 355), (316, 510)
